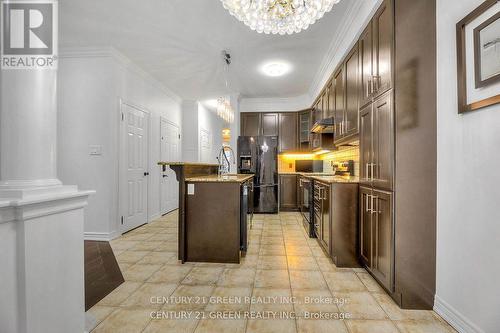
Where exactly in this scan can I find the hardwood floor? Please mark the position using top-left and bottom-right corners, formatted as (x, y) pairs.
(85, 240), (124, 311)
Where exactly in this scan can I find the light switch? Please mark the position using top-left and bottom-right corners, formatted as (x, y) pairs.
(187, 184), (195, 195)
(89, 145), (103, 156)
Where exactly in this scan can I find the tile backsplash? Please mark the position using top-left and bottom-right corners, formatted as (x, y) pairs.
(277, 146), (360, 175)
(278, 157), (296, 173)
(322, 146), (360, 176)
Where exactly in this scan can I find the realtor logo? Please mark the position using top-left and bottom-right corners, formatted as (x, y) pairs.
(1, 0), (58, 69)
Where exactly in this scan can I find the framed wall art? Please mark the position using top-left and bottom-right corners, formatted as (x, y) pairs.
(457, 0), (500, 113)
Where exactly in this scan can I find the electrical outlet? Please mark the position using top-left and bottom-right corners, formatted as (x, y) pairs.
(89, 145), (103, 156)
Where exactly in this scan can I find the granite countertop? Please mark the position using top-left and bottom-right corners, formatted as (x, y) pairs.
(279, 172), (336, 177)
(186, 174), (254, 183)
(157, 162), (219, 167)
(308, 175), (360, 184)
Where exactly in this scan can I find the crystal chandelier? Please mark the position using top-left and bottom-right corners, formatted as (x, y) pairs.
(216, 97), (234, 123)
(220, 0), (341, 35)
(215, 51), (235, 124)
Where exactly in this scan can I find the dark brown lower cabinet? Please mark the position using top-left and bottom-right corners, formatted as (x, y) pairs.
(314, 181), (330, 255)
(279, 175), (298, 211)
(359, 186), (394, 292)
(330, 183), (360, 268)
(314, 181), (360, 267)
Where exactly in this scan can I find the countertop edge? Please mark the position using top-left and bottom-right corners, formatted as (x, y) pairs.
(185, 175), (254, 183)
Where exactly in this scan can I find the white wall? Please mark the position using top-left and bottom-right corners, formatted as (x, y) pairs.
(182, 101), (199, 162)
(58, 55), (117, 239)
(0, 220), (19, 333)
(436, 1), (500, 332)
(114, 53), (183, 224)
(198, 103), (223, 164)
(58, 48), (182, 239)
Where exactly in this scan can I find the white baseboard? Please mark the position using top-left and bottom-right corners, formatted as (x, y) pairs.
(84, 231), (119, 242)
(149, 212), (161, 222)
(434, 295), (484, 333)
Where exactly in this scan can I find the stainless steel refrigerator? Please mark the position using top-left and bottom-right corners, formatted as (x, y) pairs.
(237, 136), (278, 214)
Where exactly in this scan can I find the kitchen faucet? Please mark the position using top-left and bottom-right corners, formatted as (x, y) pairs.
(217, 145), (235, 176)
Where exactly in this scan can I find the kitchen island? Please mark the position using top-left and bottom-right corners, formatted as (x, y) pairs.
(184, 174), (253, 263)
(158, 162), (253, 263)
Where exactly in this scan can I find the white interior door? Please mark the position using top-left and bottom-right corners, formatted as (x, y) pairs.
(160, 118), (180, 214)
(122, 103), (149, 232)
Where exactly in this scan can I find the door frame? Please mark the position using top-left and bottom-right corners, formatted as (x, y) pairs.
(118, 98), (151, 234)
(159, 116), (180, 215)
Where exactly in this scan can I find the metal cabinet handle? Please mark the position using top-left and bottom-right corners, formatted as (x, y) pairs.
(365, 163), (370, 180)
(367, 79), (372, 95)
(372, 75), (381, 92)
(370, 163), (375, 181)
(366, 194), (371, 212)
(371, 195), (378, 214)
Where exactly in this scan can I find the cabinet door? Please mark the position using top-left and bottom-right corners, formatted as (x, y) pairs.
(311, 101), (321, 150)
(372, 92), (393, 190)
(241, 113), (261, 136)
(262, 113), (279, 136)
(372, 189), (393, 292)
(359, 23), (373, 107)
(359, 103), (373, 185)
(314, 97), (323, 123)
(344, 45), (360, 138)
(373, 0), (393, 97)
(323, 86), (332, 120)
(321, 184), (331, 255)
(359, 187), (373, 267)
(334, 66), (345, 138)
(279, 113), (298, 153)
(279, 175), (298, 210)
(299, 110), (312, 146)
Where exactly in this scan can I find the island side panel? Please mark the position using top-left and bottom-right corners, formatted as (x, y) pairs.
(168, 164), (218, 262)
(331, 183), (361, 268)
(185, 182), (241, 263)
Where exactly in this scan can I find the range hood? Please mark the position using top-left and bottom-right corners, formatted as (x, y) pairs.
(310, 117), (334, 134)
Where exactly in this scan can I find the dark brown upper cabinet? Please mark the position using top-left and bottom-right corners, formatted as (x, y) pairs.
(298, 109), (312, 150)
(372, 0), (393, 98)
(358, 0), (393, 106)
(262, 113), (279, 136)
(359, 103), (373, 184)
(315, 96), (323, 124)
(241, 113), (261, 137)
(359, 23), (373, 108)
(372, 92), (393, 190)
(323, 86), (332, 120)
(278, 113), (298, 153)
(344, 45), (360, 138)
(359, 91), (393, 191)
(311, 98), (322, 151)
(334, 66), (345, 139)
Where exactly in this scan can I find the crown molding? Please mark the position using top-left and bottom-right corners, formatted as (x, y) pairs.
(240, 94), (312, 113)
(307, 0), (382, 103)
(59, 46), (183, 104)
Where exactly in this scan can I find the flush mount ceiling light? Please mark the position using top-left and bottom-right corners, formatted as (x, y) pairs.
(260, 61), (292, 77)
(220, 0), (341, 35)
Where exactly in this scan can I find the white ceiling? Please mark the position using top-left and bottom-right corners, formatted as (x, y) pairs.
(59, 0), (355, 101)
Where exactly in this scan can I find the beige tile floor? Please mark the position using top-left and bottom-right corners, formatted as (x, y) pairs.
(89, 211), (456, 333)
